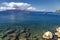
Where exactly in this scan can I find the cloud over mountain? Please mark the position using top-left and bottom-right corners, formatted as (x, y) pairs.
(0, 2), (37, 11)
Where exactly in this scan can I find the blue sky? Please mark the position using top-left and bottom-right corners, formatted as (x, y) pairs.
(0, 0), (60, 11)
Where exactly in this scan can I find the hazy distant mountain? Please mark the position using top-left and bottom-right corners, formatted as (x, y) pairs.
(0, 9), (32, 12)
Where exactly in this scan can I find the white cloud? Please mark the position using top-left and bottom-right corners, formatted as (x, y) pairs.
(27, 7), (36, 11)
(0, 7), (16, 11)
(0, 2), (38, 11)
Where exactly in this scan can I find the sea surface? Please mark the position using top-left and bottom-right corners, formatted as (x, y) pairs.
(0, 11), (60, 36)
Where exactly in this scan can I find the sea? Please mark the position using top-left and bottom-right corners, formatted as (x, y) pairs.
(0, 11), (60, 38)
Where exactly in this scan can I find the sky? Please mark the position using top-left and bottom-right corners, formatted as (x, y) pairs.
(0, 0), (60, 11)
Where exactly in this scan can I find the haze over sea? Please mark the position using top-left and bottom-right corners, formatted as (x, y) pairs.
(0, 11), (60, 35)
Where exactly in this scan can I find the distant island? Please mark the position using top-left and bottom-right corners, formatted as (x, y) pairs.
(56, 10), (60, 12)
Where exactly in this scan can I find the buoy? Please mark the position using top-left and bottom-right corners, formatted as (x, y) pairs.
(43, 31), (53, 40)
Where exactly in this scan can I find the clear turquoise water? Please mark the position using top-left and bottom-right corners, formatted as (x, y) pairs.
(0, 11), (60, 35)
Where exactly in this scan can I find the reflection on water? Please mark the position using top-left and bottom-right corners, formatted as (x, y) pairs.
(0, 12), (60, 40)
